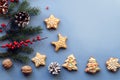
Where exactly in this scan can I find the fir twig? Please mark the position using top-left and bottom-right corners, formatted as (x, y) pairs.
(11, 54), (30, 63)
(8, 34), (29, 41)
(8, 3), (18, 13)
(17, 0), (29, 12)
(17, 0), (40, 15)
(0, 35), (8, 41)
(18, 47), (33, 54)
(0, 52), (10, 58)
(26, 7), (40, 16)
(0, 26), (42, 41)
(22, 26), (42, 35)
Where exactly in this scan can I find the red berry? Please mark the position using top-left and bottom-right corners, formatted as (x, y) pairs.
(13, 41), (18, 45)
(37, 36), (41, 40)
(32, 38), (36, 42)
(1, 23), (6, 28)
(25, 39), (31, 43)
(10, 0), (14, 2)
(23, 43), (28, 46)
(0, 29), (2, 33)
(46, 6), (49, 10)
(30, 42), (33, 44)
(11, 46), (14, 49)
(1, 45), (6, 48)
(17, 45), (20, 48)
(20, 41), (24, 45)
(5, 44), (9, 47)
(9, 43), (12, 46)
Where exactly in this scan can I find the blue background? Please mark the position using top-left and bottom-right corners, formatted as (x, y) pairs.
(0, 0), (120, 80)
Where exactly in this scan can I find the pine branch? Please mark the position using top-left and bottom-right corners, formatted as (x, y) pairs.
(0, 52), (10, 58)
(17, 0), (29, 12)
(8, 3), (18, 13)
(0, 52), (30, 63)
(17, 0), (40, 16)
(22, 26), (42, 35)
(11, 54), (30, 63)
(8, 3), (18, 18)
(4, 26), (42, 41)
(26, 7), (40, 16)
(8, 34), (29, 41)
(0, 35), (8, 41)
(18, 47), (33, 54)
(9, 26), (42, 35)
(0, 34), (29, 41)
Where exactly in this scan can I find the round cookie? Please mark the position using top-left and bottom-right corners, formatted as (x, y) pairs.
(2, 59), (13, 69)
(21, 65), (32, 74)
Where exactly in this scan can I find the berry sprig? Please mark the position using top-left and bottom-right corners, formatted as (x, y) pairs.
(10, 0), (19, 2)
(1, 36), (47, 50)
(0, 23), (7, 33)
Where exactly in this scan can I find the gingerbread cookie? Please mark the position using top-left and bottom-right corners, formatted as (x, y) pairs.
(51, 34), (67, 52)
(32, 52), (46, 67)
(62, 54), (78, 71)
(44, 15), (60, 29)
(85, 57), (100, 74)
(106, 58), (120, 72)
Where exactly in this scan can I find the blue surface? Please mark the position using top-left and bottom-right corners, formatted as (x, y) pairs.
(1, 0), (120, 80)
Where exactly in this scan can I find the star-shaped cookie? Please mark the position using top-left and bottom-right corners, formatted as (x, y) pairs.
(106, 58), (120, 72)
(51, 34), (67, 51)
(32, 52), (46, 67)
(44, 15), (60, 29)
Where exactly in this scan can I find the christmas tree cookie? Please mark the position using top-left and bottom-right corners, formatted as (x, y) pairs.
(85, 57), (100, 74)
(62, 54), (78, 71)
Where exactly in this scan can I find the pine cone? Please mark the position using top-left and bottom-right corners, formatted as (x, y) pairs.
(48, 62), (61, 75)
(0, 0), (8, 14)
(14, 12), (30, 28)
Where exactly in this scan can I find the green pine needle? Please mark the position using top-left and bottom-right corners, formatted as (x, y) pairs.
(0, 35), (8, 41)
(11, 54), (30, 63)
(17, 0), (40, 15)
(26, 7), (40, 16)
(0, 52), (10, 58)
(22, 26), (42, 35)
(8, 3), (18, 13)
(18, 47), (33, 54)
(17, 0), (30, 12)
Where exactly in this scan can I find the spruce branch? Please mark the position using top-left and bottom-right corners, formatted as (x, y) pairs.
(17, 0), (40, 15)
(0, 52), (30, 63)
(8, 3), (18, 13)
(11, 54), (30, 63)
(0, 25), (42, 41)
(18, 47), (33, 54)
(17, 0), (29, 12)
(8, 34), (29, 41)
(0, 35), (8, 41)
(26, 7), (40, 16)
(22, 26), (42, 35)
(0, 52), (10, 58)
